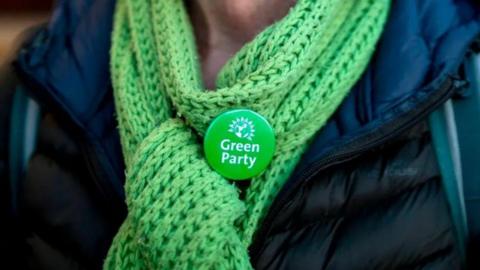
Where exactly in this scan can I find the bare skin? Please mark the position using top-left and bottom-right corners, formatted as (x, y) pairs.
(188, 0), (296, 89)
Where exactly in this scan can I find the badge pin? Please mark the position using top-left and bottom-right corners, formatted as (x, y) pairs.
(204, 109), (276, 180)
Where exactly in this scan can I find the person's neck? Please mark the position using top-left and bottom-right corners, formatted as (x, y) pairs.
(188, 0), (296, 89)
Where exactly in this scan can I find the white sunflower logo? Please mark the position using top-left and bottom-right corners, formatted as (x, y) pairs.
(228, 117), (255, 141)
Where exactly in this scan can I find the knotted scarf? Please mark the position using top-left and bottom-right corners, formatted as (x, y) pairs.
(105, 0), (390, 269)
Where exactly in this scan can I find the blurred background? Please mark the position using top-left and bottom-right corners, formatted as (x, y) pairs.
(0, 0), (53, 65)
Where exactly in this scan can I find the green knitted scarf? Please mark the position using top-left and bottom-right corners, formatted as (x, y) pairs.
(105, 0), (389, 269)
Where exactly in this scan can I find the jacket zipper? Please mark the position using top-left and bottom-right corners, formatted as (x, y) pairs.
(249, 76), (458, 262)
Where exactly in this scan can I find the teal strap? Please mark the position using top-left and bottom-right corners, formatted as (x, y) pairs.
(455, 52), (480, 247)
(8, 86), (40, 215)
(428, 50), (480, 263)
(429, 101), (468, 261)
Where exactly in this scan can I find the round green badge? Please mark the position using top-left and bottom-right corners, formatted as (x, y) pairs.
(204, 109), (276, 180)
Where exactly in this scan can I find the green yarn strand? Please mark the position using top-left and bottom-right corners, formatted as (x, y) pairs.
(105, 0), (390, 269)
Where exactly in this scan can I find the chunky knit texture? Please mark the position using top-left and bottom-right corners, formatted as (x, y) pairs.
(105, 0), (390, 269)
